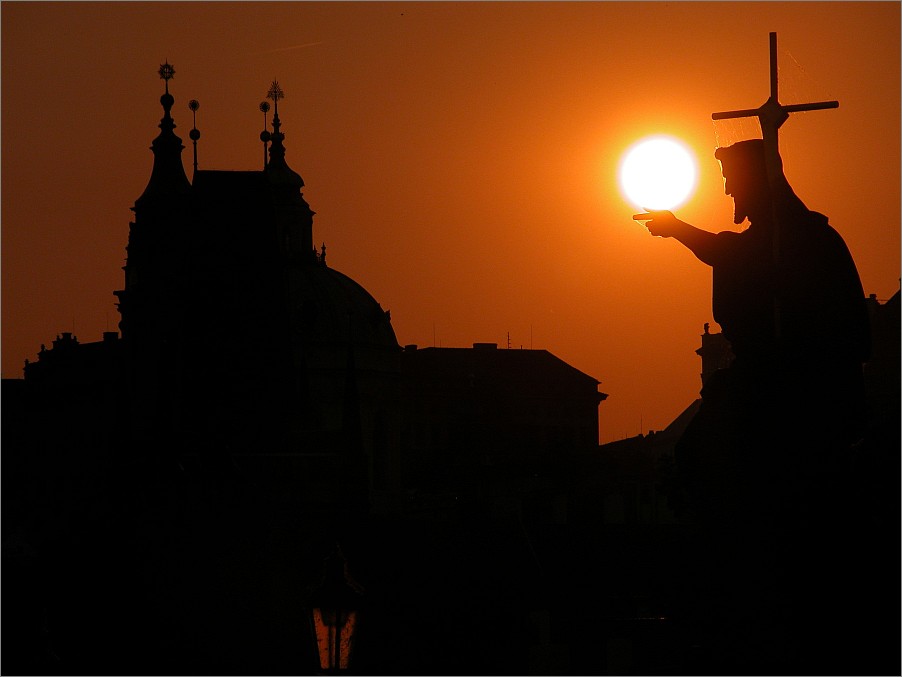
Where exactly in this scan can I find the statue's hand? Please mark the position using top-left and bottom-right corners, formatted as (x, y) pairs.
(638, 209), (682, 238)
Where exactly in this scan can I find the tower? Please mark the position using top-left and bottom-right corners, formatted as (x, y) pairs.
(114, 62), (193, 455)
(111, 64), (401, 511)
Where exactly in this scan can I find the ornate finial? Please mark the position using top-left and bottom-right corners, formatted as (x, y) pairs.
(260, 101), (271, 133)
(159, 60), (175, 94)
(267, 79), (285, 139)
(267, 79), (284, 104)
(188, 100), (200, 173)
(136, 60), (191, 206)
(260, 101), (271, 169)
(268, 79), (284, 128)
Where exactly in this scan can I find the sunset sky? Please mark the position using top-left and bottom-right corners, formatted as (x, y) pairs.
(3, 2), (899, 443)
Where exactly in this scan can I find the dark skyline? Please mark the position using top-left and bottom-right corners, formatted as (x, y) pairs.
(3, 2), (899, 442)
(2, 6), (898, 673)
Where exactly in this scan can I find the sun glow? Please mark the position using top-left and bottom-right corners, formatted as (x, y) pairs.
(618, 135), (698, 211)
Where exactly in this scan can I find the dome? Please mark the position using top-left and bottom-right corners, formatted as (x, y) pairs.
(290, 263), (399, 352)
(287, 262), (400, 441)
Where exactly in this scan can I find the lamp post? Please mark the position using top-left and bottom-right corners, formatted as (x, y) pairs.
(308, 546), (364, 674)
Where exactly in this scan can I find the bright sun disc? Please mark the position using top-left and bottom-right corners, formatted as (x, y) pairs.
(618, 135), (697, 211)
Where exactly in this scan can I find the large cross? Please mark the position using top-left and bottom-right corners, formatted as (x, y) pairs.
(711, 32), (839, 337)
(712, 32), (838, 176)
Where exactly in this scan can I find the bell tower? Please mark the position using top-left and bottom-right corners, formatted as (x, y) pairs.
(114, 62), (193, 453)
(115, 61), (191, 343)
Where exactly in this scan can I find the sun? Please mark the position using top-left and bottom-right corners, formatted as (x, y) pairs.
(618, 135), (698, 211)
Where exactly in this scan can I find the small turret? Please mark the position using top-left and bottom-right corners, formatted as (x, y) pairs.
(258, 79), (316, 262)
(135, 61), (191, 208)
(263, 79), (304, 190)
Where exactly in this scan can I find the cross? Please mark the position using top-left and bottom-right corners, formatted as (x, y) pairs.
(712, 32), (838, 176)
(711, 32), (839, 338)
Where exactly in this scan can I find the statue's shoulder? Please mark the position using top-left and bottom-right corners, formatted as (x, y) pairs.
(714, 229), (743, 243)
(806, 211), (846, 244)
(808, 210), (831, 228)
(715, 229), (750, 257)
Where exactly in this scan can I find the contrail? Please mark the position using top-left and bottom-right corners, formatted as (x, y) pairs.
(266, 41), (325, 53)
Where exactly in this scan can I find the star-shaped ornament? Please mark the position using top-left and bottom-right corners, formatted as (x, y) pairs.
(159, 61), (175, 81)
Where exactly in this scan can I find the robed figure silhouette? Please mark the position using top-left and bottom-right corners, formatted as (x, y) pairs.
(644, 139), (872, 674)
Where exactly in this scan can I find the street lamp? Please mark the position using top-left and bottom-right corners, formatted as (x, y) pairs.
(309, 546), (364, 674)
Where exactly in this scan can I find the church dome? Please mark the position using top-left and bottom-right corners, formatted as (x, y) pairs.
(290, 263), (398, 352)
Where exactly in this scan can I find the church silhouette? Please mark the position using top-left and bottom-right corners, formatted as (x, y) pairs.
(3, 65), (609, 675)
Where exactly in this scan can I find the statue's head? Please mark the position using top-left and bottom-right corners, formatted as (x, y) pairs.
(715, 139), (773, 225)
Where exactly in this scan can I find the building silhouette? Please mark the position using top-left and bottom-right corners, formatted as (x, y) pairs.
(3, 66), (898, 676)
(592, 297), (900, 675)
(3, 68), (610, 675)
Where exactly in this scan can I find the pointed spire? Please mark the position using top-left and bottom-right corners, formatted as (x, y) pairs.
(263, 78), (303, 189)
(135, 61), (191, 207)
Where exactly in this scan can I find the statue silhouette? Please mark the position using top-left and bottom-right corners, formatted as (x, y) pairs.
(643, 139), (872, 674)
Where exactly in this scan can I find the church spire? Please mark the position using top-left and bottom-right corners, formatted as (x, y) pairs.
(264, 78), (304, 189)
(135, 61), (191, 207)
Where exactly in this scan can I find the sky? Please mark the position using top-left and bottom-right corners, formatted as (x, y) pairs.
(2, 1), (899, 443)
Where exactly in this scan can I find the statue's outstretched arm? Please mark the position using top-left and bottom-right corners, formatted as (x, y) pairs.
(640, 210), (719, 266)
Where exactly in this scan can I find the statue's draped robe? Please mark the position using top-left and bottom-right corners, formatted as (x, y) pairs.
(680, 181), (870, 499)
(673, 180), (872, 672)
(709, 204), (870, 437)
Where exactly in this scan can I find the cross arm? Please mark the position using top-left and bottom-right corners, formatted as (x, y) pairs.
(712, 99), (838, 121)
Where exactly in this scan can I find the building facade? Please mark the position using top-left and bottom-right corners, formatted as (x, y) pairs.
(3, 66), (611, 675)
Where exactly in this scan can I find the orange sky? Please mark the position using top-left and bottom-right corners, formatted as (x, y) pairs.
(3, 2), (899, 443)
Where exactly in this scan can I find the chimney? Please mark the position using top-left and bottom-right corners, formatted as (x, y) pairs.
(473, 342), (497, 350)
